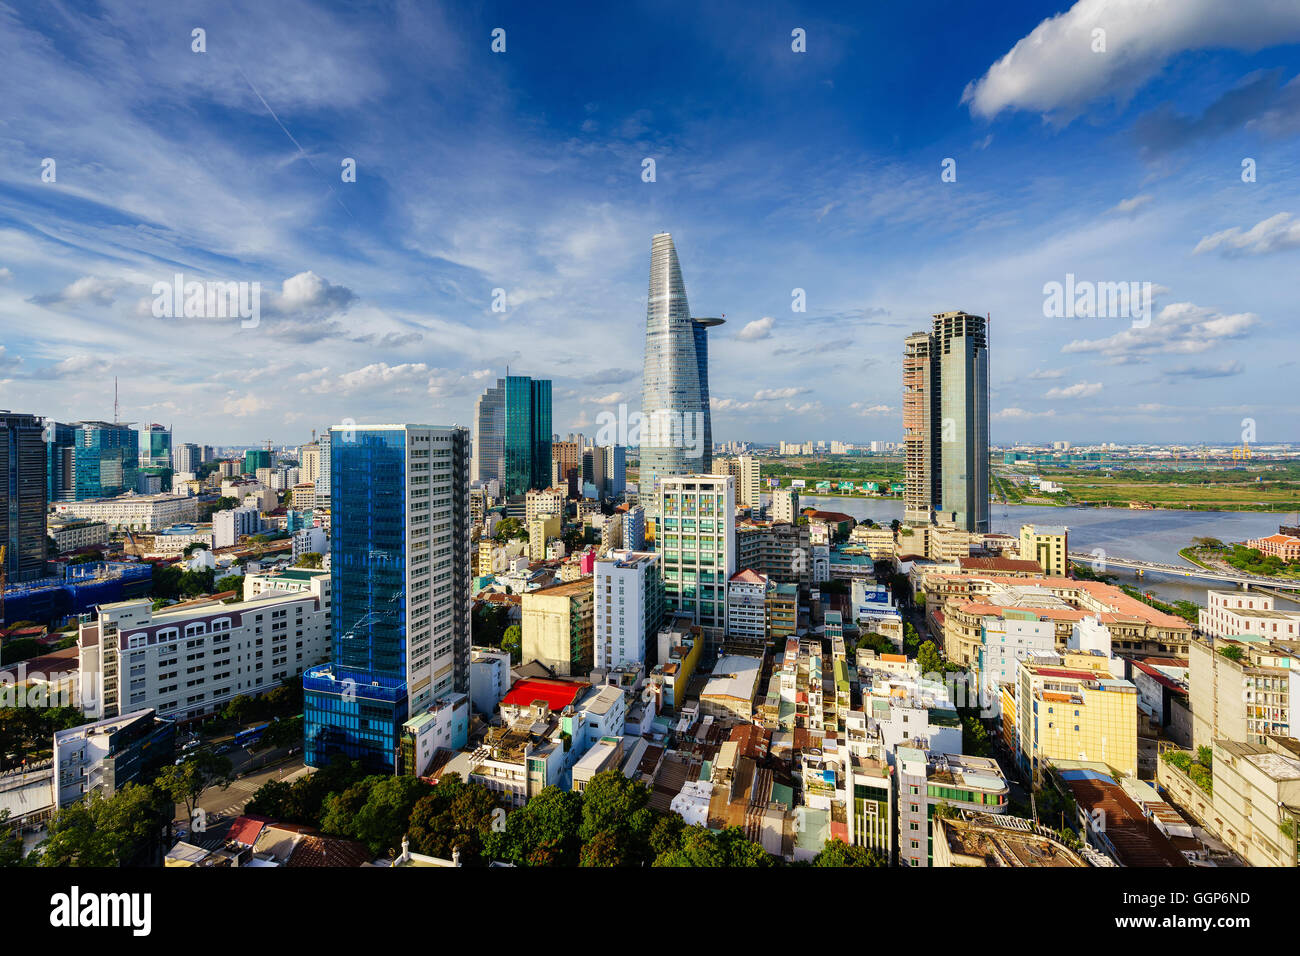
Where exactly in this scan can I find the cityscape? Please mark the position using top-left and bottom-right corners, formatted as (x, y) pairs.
(1, 0), (1297, 931)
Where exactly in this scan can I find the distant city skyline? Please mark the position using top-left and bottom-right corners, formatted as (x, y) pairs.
(2, 2), (1299, 446)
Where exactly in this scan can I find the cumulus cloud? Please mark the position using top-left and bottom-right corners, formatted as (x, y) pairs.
(1193, 212), (1300, 257)
(962, 0), (1300, 122)
(754, 386), (808, 400)
(335, 362), (431, 394)
(1062, 302), (1258, 362)
(581, 391), (626, 405)
(1046, 382), (1104, 399)
(1028, 367), (1067, 380)
(849, 402), (893, 416)
(29, 275), (125, 307)
(268, 270), (357, 315)
(735, 316), (775, 341)
(0, 267), (12, 281)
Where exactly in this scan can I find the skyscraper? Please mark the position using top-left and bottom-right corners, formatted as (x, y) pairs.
(45, 421), (76, 502)
(303, 424), (472, 772)
(72, 422), (139, 500)
(658, 474), (736, 645)
(902, 312), (989, 533)
(639, 233), (721, 497)
(1, 411), (49, 584)
(472, 374), (551, 496)
(139, 424), (172, 469)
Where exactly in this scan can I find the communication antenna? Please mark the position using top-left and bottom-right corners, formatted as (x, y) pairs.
(114, 377), (119, 424)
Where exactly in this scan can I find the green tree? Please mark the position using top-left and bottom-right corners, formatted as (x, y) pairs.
(295, 552), (323, 569)
(812, 838), (886, 867)
(34, 784), (172, 867)
(0, 810), (24, 867)
(653, 825), (774, 867)
(321, 774), (433, 856)
(578, 771), (656, 866)
(215, 574), (244, 595)
(223, 694), (256, 725)
(407, 773), (499, 864)
(155, 750), (233, 824)
(483, 786), (583, 867)
(501, 624), (523, 663)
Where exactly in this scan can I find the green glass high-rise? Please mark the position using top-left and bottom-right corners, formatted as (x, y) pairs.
(472, 374), (551, 496)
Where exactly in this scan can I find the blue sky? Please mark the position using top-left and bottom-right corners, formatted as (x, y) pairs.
(1, 0), (1299, 446)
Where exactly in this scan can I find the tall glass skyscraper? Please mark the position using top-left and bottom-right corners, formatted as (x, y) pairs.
(1, 411), (49, 584)
(902, 312), (989, 533)
(303, 423), (472, 772)
(471, 374), (551, 496)
(71, 422), (139, 500)
(639, 233), (721, 497)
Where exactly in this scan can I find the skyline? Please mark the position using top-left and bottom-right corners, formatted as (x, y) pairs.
(2, 1), (1300, 446)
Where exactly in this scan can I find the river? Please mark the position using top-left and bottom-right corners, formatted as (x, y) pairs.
(768, 495), (1300, 609)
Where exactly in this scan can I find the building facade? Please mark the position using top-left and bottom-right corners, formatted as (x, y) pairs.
(1, 411), (49, 583)
(658, 474), (736, 638)
(304, 424), (472, 772)
(638, 233), (721, 496)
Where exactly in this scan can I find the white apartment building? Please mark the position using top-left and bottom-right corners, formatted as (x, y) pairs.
(978, 615), (1056, 691)
(214, 506), (263, 548)
(54, 493), (199, 532)
(726, 455), (761, 508)
(726, 569), (768, 643)
(658, 474), (736, 638)
(771, 487), (799, 524)
(1200, 589), (1300, 641)
(292, 526), (328, 562)
(48, 518), (110, 553)
(594, 550), (664, 669)
(525, 487), (566, 523)
(77, 571), (331, 724)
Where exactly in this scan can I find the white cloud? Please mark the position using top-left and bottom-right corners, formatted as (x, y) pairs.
(1062, 302), (1258, 362)
(335, 362), (430, 394)
(31, 275), (125, 307)
(849, 402), (893, 416)
(735, 316), (775, 341)
(270, 271), (358, 314)
(1046, 381), (1103, 399)
(223, 393), (269, 417)
(1028, 367), (1067, 380)
(1193, 212), (1300, 257)
(754, 386), (808, 400)
(963, 0), (1300, 121)
(1111, 194), (1152, 215)
(995, 407), (1057, 420)
(581, 391), (626, 405)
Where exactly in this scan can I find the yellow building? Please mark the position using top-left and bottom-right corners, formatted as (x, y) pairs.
(1016, 656), (1138, 783)
(1019, 524), (1069, 578)
(528, 514), (561, 562)
(521, 576), (594, 677)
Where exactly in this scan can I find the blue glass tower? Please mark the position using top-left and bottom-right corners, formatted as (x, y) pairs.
(71, 422), (139, 500)
(304, 424), (472, 772)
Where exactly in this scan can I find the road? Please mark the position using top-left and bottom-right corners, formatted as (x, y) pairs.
(173, 749), (308, 836)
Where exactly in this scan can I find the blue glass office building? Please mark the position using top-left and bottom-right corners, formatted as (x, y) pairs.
(71, 422), (139, 500)
(304, 424), (472, 772)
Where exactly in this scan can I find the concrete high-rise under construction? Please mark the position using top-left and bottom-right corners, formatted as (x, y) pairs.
(902, 312), (989, 533)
